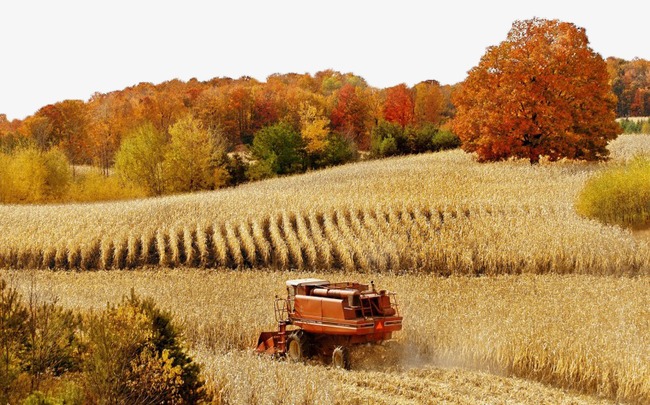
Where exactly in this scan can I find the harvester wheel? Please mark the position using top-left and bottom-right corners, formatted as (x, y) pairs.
(331, 346), (350, 370)
(287, 331), (309, 362)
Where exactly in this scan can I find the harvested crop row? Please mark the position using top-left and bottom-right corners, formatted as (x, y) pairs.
(1, 204), (647, 275)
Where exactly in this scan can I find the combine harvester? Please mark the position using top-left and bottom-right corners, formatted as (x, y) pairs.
(256, 279), (402, 369)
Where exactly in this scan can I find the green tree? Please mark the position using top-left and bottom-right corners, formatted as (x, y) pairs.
(316, 132), (358, 168)
(251, 122), (305, 175)
(165, 116), (216, 193)
(114, 123), (167, 195)
(370, 121), (405, 157)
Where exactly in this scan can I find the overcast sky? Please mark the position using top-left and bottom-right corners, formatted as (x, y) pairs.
(1, 0), (648, 120)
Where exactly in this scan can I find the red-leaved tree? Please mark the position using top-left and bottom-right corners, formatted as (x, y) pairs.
(453, 18), (621, 163)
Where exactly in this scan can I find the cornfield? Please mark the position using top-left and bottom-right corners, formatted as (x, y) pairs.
(2, 136), (649, 403)
(1, 135), (649, 275)
(3, 269), (646, 404)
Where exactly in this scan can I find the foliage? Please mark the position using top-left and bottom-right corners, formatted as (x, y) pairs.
(67, 171), (146, 203)
(0, 278), (205, 404)
(165, 116), (215, 193)
(383, 84), (414, 128)
(431, 129), (461, 152)
(114, 123), (167, 196)
(0, 279), (28, 403)
(24, 297), (81, 392)
(315, 132), (358, 168)
(607, 57), (650, 117)
(370, 121), (406, 157)
(576, 156), (650, 228)
(0, 146), (72, 204)
(84, 291), (206, 403)
(618, 118), (650, 134)
(371, 121), (461, 157)
(299, 103), (330, 155)
(453, 18), (621, 163)
(251, 122), (305, 175)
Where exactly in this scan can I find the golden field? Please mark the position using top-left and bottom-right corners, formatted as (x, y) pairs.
(1, 135), (649, 276)
(2, 269), (646, 404)
(2, 135), (650, 403)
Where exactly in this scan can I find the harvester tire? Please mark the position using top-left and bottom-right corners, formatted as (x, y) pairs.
(287, 331), (309, 362)
(332, 346), (350, 370)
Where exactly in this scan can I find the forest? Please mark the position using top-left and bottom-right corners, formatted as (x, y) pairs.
(0, 56), (648, 203)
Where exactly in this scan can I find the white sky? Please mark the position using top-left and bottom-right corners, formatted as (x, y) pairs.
(1, 0), (648, 120)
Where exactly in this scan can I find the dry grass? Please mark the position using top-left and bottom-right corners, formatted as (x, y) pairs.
(2, 269), (646, 404)
(1, 135), (650, 275)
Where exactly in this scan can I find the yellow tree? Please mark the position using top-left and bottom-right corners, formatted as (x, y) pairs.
(165, 116), (215, 192)
(299, 102), (330, 155)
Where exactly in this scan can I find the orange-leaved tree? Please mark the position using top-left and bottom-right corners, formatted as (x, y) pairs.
(452, 18), (621, 163)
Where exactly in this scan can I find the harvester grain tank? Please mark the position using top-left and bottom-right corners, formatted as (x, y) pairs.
(256, 278), (402, 369)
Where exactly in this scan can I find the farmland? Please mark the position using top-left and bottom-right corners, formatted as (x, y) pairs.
(1, 134), (649, 403)
(1, 135), (649, 276)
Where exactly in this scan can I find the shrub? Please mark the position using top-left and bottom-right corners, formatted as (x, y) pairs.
(83, 291), (206, 404)
(618, 118), (645, 134)
(67, 171), (146, 203)
(316, 132), (358, 167)
(431, 129), (461, 151)
(576, 156), (650, 228)
(370, 121), (403, 157)
(0, 279), (28, 403)
(642, 120), (650, 134)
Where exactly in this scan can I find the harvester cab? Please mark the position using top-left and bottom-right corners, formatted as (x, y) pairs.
(256, 278), (402, 369)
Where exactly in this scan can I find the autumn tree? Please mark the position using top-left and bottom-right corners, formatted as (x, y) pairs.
(453, 18), (621, 163)
(299, 102), (330, 156)
(413, 80), (444, 126)
(114, 123), (167, 195)
(383, 84), (414, 128)
(165, 116), (217, 192)
(330, 83), (371, 149)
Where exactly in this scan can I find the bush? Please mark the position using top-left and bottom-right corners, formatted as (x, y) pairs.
(618, 118), (644, 134)
(67, 171), (146, 203)
(371, 121), (461, 157)
(0, 279), (28, 403)
(370, 121), (403, 157)
(641, 118), (650, 135)
(576, 156), (650, 228)
(315, 132), (358, 167)
(431, 129), (461, 151)
(0, 147), (72, 203)
(84, 291), (206, 404)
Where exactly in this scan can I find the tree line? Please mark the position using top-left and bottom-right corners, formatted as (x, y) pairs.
(0, 72), (460, 201)
(0, 20), (647, 201)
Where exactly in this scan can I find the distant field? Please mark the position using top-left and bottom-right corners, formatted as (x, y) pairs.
(1, 135), (649, 276)
(2, 269), (645, 404)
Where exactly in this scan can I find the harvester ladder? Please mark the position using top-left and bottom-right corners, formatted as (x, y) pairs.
(360, 296), (373, 318)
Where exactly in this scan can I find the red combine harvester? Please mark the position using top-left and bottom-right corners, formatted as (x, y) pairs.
(256, 278), (402, 369)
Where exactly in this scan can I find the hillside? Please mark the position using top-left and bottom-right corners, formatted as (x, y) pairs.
(1, 135), (649, 275)
(2, 135), (649, 403)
